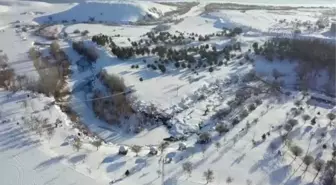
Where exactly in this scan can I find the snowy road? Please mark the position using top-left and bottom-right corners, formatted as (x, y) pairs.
(0, 122), (104, 185)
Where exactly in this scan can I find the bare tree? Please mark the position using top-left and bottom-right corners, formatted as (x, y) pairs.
(182, 162), (193, 177)
(327, 113), (336, 125)
(72, 138), (82, 152)
(46, 127), (55, 141)
(287, 119), (299, 127)
(215, 142), (221, 151)
(314, 159), (325, 180)
(131, 145), (142, 156)
(290, 145), (303, 161)
(50, 41), (60, 55)
(215, 124), (229, 135)
(91, 140), (102, 151)
(158, 142), (169, 158)
(302, 114), (311, 124)
(303, 155), (314, 172)
(203, 169), (214, 184)
(226, 176), (234, 184)
(283, 123), (293, 134)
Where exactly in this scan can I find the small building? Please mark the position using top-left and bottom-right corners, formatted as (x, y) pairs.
(118, 145), (128, 155)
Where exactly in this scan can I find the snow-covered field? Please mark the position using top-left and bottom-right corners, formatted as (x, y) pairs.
(0, 0), (335, 185)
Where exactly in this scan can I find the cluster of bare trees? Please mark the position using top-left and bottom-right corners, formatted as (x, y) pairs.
(0, 53), (15, 90)
(256, 38), (335, 95)
(28, 42), (70, 100)
(23, 115), (56, 140)
(92, 71), (134, 125)
(72, 41), (99, 62)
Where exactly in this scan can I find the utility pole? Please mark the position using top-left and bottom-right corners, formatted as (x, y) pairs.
(161, 156), (165, 185)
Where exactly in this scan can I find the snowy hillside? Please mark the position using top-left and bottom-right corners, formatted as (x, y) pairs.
(0, 0), (335, 185)
(34, 1), (176, 24)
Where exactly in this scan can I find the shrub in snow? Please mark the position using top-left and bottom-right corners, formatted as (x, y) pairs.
(290, 145), (303, 160)
(294, 100), (302, 107)
(118, 145), (128, 155)
(81, 30), (89, 36)
(262, 134), (266, 140)
(327, 113), (336, 124)
(158, 64), (166, 73)
(240, 109), (249, 119)
(208, 67), (214, 72)
(203, 169), (215, 184)
(91, 140), (102, 151)
(139, 77), (143, 82)
(283, 123), (293, 133)
(303, 155), (314, 171)
(151, 64), (157, 70)
(232, 118), (240, 126)
(255, 99), (262, 106)
(174, 62), (180, 68)
(302, 114), (311, 123)
(212, 107), (231, 120)
(248, 104), (256, 112)
(233, 27), (243, 35)
(73, 29), (80, 34)
(226, 176), (233, 184)
(182, 162), (193, 177)
(311, 117), (317, 125)
(72, 137), (82, 152)
(215, 124), (229, 135)
(22, 27), (28, 32)
(287, 119), (299, 127)
(131, 145), (142, 156)
(198, 132), (211, 144)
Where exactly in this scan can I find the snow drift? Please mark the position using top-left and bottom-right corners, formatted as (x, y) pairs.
(34, 1), (175, 24)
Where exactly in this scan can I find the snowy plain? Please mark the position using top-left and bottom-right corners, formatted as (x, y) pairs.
(0, 0), (335, 185)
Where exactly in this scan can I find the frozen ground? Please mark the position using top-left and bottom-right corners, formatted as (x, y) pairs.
(0, 0), (335, 185)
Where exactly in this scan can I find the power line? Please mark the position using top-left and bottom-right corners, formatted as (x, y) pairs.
(56, 89), (135, 105)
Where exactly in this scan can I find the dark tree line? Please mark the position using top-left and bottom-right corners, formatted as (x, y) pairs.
(92, 34), (113, 46)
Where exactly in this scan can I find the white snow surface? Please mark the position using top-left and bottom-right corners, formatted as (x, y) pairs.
(33, 1), (175, 24)
(0, 0), (335, 185)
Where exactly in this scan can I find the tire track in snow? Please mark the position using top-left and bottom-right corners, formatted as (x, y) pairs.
(12, 155), (24, 185)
